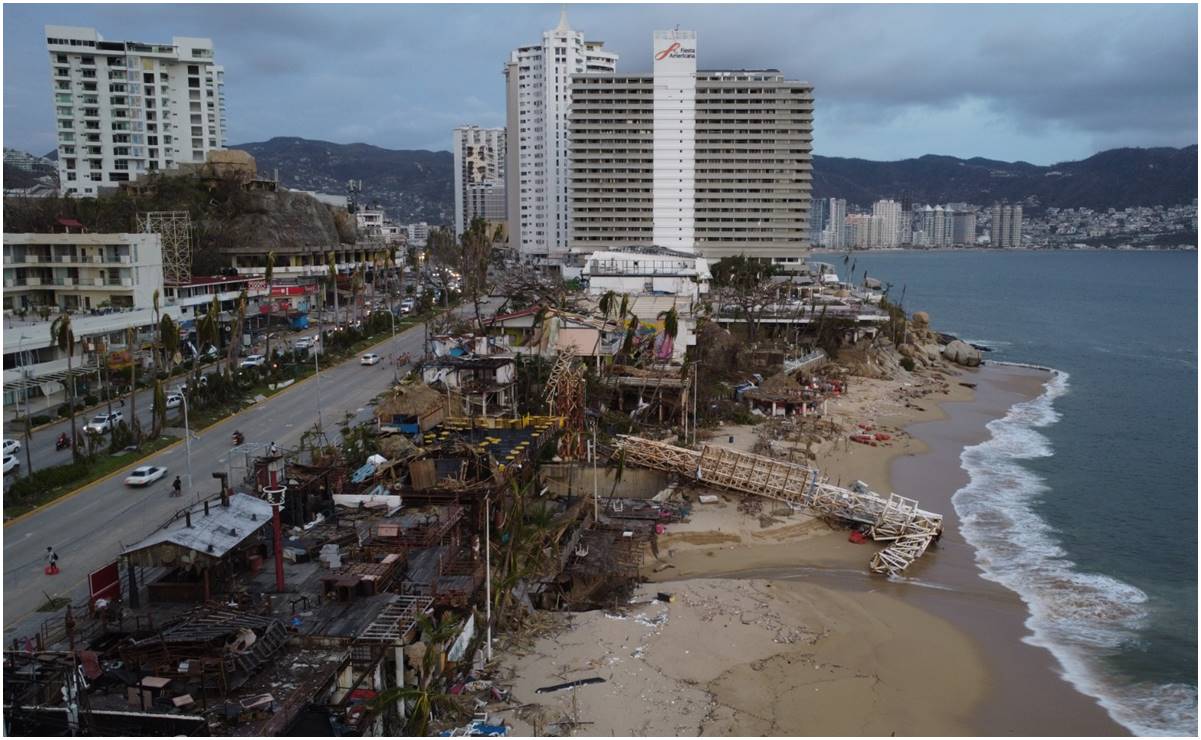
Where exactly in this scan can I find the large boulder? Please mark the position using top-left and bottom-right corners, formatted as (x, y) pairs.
(943, 340), (982, 367)
(912, 311), (930, 327)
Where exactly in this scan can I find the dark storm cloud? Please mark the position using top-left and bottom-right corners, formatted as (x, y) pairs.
(4, 3), (1196, 163)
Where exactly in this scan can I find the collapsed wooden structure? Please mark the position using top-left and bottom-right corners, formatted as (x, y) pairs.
(611, 436), (943, 575)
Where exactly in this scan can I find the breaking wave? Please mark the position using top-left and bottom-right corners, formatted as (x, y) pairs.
(954, 368), (1197, 736)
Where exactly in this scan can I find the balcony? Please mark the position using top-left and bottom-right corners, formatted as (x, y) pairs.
(59, 255), (73, 263)
(23, 254), (40, 264)
(26, 277), (43, 286)
(58, 277), (75, 287)
(93, 277), (104, 286)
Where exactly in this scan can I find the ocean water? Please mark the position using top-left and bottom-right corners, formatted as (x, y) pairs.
(831, 250), (1198, 736)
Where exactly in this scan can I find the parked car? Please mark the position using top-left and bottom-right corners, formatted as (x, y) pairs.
(2, 455), (18, 474)
(3, 439), (20, 456)
(124, 465), (167, 487)
(293, 336), (318, 350)
(399, 298), (416, 314)
(239, 354), (267, 369)
(165, 393), (183, 410)
(84, 411), (124, 434)
(360, 353), (381, 366)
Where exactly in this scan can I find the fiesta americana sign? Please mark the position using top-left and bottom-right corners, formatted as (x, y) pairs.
(655, 41), (696, 61)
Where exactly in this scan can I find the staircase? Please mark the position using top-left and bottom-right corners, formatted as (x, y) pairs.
(613, 436), (943, 576)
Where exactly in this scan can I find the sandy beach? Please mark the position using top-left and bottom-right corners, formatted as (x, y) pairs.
(496, 361), (1128, 735)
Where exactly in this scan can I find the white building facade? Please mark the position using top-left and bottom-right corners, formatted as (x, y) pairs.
(504, 12), (618, 260)
(568, 30), (813, 262)
(45, 25), (226, 196)
(3, 232), (163, 312)
(990, 204), (1023, 248)
(452, 126), (507, 237)
(871, 199), (905, 248)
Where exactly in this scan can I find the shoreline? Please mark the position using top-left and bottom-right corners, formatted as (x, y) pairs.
(494, 362), (1131, 735)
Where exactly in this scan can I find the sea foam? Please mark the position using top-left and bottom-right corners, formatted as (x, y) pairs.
(954, 366), (1198, 736)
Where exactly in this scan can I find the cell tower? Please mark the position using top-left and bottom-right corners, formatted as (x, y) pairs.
(137, 210), (193, 284)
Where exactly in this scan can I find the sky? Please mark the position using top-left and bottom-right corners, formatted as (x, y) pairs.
(3, 3), (1197, 164)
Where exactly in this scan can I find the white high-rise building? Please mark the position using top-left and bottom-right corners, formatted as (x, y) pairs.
(872, 199), (905, 248)
(504, 11), (618, 260)
(452, 125), (506, 238)
(568, 30), (814, 262)
(821, 198), (848, 248)
(45, 25), (226, 197)
(990, 204), (1023, 248)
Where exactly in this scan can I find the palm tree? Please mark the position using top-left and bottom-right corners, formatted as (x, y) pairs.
(227, 289), (247, 371)
(125, 326), (142, 449)
(264, 251), (276, 362)
(371, 613), (465, 736)
(151, 378), (166, 438)
(197, 294), (220, 381)
(598, 290), (617, 323)
(50, 312), (81, 462)
(351, 264), (364, 325)
(160, 314), (180, 378)
(327, 251), (340, 327)
(657, 305), (679, 364)
(152, 288), (161, 371)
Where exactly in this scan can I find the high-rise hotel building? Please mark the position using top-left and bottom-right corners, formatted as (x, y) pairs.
(452, 125), (506, 238)
(45, 25), (225, 197)
(569, 30), (814, 262)
(504, 12), (618, 260)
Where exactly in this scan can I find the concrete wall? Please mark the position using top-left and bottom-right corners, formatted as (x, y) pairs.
(542, 463), (669, 499)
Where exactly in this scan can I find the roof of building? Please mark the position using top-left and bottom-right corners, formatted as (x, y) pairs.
(122, 493), (273, 560)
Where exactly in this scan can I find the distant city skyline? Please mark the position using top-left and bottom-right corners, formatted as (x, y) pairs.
(4, 3), (1196, 164)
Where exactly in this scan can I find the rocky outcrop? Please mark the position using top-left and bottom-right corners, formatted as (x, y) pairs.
(207, 189), (356, 255)
(942, 340), (982, 367)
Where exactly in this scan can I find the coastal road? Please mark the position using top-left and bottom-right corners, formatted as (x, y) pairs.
(4, 313), (421, 477)
(2, 300), (498, 636)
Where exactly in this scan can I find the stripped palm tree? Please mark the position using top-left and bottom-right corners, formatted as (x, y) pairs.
(327, 251), (340, 327)
(227, 289), (248, 371)
(50, 312), (81, 462)
(126, 326), (142, 449)
(197, 294), (220, 381)
(264, 251), (276, 362)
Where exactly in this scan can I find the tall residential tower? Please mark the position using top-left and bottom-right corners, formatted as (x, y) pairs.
(568, 30), (813, 263)
(504, 11), (618, 260)
(45, 25), (225, 196)
(452, 125), (506, 238)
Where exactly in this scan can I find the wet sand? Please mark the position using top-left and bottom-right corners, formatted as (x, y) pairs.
(495, 362), (1128, 735)
(884, 363), (1128, 736)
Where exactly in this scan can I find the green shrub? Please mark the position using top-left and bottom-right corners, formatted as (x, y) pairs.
(899, 357), (916, 372)
(83, 394), (99, 407)
(7, 460), (93, 501)
(31, 415), (54, 426)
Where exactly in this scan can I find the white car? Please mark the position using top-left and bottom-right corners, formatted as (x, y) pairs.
(2, 455), (18, 474)
(165, 393), (183, 410)
(124, 465), (167, 487)
(293, 336), (316, 350)
(3, 439), (20, 456)
(239, 354), (266, 369)
(399, 299), (416, 313)
(360, 353), (381, 366)
(84, 411), (124, 434)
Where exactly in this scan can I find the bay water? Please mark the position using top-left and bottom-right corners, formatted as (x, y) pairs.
(827, 249), (1198, 735)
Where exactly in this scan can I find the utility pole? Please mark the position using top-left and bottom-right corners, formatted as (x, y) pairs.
(485, 494), (493, 661)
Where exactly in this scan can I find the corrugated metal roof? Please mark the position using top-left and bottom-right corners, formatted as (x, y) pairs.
(122, 493), (273, 559)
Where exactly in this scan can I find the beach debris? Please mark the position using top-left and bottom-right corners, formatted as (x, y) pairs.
(698, 494), (720, 504)
(656, 592), (675, 603)
(535, 677), (606, 694)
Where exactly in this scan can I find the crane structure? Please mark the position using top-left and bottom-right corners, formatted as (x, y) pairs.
(544, 348), (586, 460)
(611, 435), (943, 576)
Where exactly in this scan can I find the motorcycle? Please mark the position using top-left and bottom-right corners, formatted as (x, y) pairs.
(232, 431), (244, 446)
(55, 433), (71, 451)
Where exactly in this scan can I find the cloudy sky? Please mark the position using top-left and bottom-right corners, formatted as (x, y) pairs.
(4, 3), (1197, 164)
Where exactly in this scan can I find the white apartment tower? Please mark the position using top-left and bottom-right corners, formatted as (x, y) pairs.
(452, 125), (506, 238)
(871, 199), (905, 248)
(569, 30), (814, 261)
(504, 12), (618, 260)
(821, 197), (848, 248)
(990, 204), (1023, 248)
(45, 25), (225, 197)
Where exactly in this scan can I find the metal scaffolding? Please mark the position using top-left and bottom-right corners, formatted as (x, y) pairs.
(613, 435), (944, 576)
(137, 210), (193, 284)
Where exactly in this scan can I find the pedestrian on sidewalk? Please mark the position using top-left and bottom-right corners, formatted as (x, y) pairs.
(172, 476), (182, 497)
(44, 546), (59, 575)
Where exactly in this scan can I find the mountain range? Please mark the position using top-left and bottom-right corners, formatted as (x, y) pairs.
(26, 138), (1198, 222)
